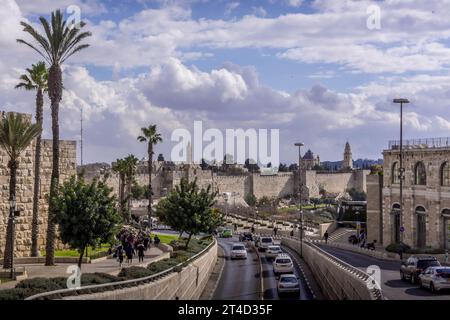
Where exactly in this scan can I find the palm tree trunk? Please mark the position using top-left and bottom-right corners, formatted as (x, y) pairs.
(31, 88), (43, 257)
(3, 160), (18, 268)
(148, 144), (153, 227)
(45, 64), (62, 266)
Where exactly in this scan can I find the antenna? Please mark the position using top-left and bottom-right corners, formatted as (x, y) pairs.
(80, 106), (83, 166)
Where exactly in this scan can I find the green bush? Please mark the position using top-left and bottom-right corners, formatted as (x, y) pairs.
(81, 273), (120, 285)
(118, 266), (153, 279)
(0, 288), (31, 300)
(385, 242), (411, 253)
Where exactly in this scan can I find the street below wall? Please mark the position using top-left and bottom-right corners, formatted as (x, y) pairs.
(213, 236), (313, 300)
(317, 244), (450, 300)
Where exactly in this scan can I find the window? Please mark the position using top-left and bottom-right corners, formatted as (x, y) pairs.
(441, 162), (450, 186)
(392, 162), (400, 184)
(414, 162), (427, 185)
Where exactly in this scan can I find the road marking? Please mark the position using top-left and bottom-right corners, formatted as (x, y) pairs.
(282, 245), (317, 300)
(208, 242), (227, 300)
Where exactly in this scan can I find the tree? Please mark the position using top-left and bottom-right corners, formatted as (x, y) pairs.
(288, 163), (298, 172)
(245, 194), (257, 207)
(155, 178), (218, 248)
(123, 154), (138, 217)
(131, 183), (145, 200)
(157, 153), (164, 162)
(137, 124), (162, 226)
(18, 10), (92, 265)
(278, 163), (288, 172)
(53, 176), (121, 268)
(244, 158), (259, 173)
(15, 61), (48, 257)
(0, 113), (41, 268)
(347, 188), (367, 201)
(112, 158), (127, 221)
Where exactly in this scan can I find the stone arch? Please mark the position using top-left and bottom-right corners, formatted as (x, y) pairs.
(391, 161), (400, 184)
(391, 203), (401, 243)
(440, 162), (450, 187)
(442, 209), (450, 250)
(415, 205), (427, 248)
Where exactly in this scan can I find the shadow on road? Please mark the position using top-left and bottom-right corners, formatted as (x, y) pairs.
(384, 279), (412, 288)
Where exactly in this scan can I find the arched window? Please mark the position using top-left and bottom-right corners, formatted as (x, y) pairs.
(392, 162), (400, 184)
(392, 204), (401, 243)
(441, 162), (450, 187)
(414, 162), (427, 185)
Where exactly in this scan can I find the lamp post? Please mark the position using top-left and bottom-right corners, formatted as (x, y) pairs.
(295, 142), (304, 257)
(393, 98), (409, 244)
(9, 196), (17, 279)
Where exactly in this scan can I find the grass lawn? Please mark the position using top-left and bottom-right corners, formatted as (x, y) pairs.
(40, 244), (110, 258)
(153, 232), (179, 245)
(0, 277), (12, 285)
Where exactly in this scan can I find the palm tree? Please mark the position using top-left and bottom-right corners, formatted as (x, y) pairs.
(0, 113), (42, 268)
(17, 10), (91, 265)
(112, 158), (127, 221)
(112, 155), (138, 222)
(15, 61), (48, 257)
(137, 125), (162, 226)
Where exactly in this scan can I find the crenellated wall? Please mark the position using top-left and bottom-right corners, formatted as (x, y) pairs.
(0, 131), (77, 258)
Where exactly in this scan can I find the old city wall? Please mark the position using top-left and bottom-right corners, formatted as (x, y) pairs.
(306, 170), (369, 198)
(0, 138), (76, 258)
(253, 173), (294, 199)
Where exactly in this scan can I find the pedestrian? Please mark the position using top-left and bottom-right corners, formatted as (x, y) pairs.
(137, 242), (145, 263)
(116, 245), (124, 267)
(154, 235), (160, 246)
(324, 231), (329, 244)
(124, 242), (134, 265)
(290, 229), (294, 237)
(251, 225), (255, 234)
(143, 236), (150, 251)
(274, 227), (278, 236)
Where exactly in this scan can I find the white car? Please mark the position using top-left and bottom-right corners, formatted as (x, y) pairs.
(230, 243), (247, 260)
(258, 236), (274, 252)
(273, 254), (294, 275)
(419, 266), (450, 293)
(266, 245), (283, 259)
(277, 274), (300, 295)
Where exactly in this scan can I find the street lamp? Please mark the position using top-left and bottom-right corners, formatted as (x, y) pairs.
(295, 142), (304, 257)
(393, 98), (409, 244)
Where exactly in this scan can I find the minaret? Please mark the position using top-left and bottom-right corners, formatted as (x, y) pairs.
(343, 141), (353, 170)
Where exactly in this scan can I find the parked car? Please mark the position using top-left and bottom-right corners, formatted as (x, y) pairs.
(277, 274), (300, 295)
(400, 256), (441, 284)
(418, 266), (450, 293)
(221, 228), (233, 238)
(266, 245), (283, 259)
(239, 232), (253, 242)
(273, 254), (294, 275)
(257, 236), (274, 252)
(230, 243), (247, 260)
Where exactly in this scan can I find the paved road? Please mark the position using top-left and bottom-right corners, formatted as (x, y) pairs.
(317, 244), (450, 300)
(213, 236), (312, 300)
(213, 236), (261, 300)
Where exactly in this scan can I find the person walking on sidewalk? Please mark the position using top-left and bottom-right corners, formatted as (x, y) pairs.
(324, 231), (329, 244)
(116, 245), (124, 267)
(137, 242), (145, 263)
(124, 242), (135, 265)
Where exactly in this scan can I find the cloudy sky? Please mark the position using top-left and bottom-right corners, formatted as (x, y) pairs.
(2, 0), (450, 165)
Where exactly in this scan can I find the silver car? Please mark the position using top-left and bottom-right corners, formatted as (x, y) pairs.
(266, 245), (282, 259)
(419, 266), (450, 293)
(277, 274), (300, 295)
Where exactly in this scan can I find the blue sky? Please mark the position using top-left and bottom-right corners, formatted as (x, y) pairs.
(3, 0), (450, 165)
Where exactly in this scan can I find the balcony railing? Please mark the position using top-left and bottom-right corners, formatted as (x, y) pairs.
(388, 137), (450, 150)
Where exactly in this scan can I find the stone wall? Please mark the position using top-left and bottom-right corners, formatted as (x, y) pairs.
(0, 135), (76, 258)
(305, 170), (369, 198)
(366, 174), (383, 243)
(253, 173), (294, 199)
(63, 240), (218, 300)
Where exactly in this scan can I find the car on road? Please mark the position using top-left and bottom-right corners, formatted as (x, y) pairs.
(239, 232), (253, 242)
(277, 274), (300, 295)
(230, 243), (247, 260)
(418, 266), (450, 293)
(400, 255), (441, 284)
(265, 245), (283, 259)
(273, 254), (294, 275)
(221, 228), (233, 238)
(257, 236), (274, 252)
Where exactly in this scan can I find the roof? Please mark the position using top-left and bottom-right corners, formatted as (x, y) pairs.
(303, 149), (314, 160)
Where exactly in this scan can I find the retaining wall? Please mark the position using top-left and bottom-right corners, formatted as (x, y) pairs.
(282, 237), (378, 300)
(63, 240), (217, 300)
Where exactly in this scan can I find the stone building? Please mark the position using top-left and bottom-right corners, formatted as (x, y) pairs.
(301, 149), (320, 170)
(367, 137), (450, 250)
(0, 112), (77, 258)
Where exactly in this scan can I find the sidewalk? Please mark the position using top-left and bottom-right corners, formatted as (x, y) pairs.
(0, 246), (165, 290)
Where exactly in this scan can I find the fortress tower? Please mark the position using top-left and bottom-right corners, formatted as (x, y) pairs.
(343, 141), (353, 170)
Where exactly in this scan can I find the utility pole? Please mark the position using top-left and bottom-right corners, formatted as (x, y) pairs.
(393, 98), (409, 244)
